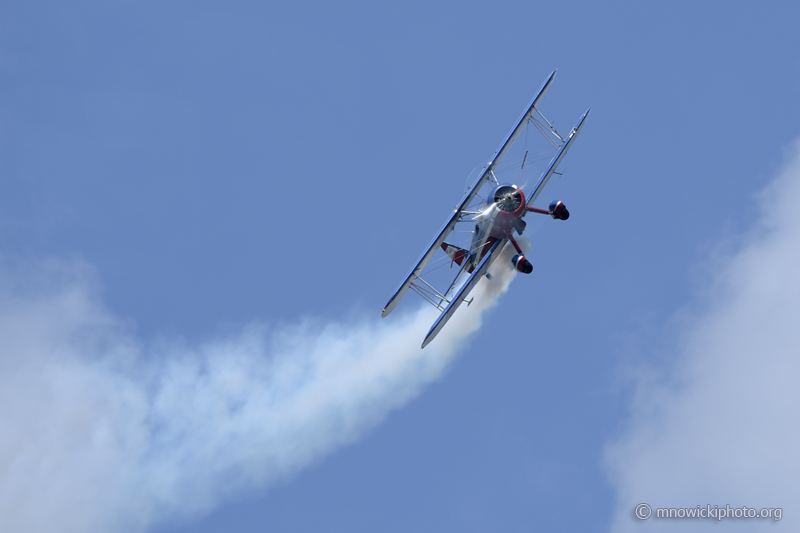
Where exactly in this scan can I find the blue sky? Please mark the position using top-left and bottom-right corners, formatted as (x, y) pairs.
(2, 1), (800, 532)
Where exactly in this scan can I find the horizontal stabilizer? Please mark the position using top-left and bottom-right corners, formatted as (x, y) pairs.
(440, 242), (469, 266)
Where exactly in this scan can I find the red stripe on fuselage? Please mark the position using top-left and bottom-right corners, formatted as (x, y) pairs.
(467, 236), (497, 273)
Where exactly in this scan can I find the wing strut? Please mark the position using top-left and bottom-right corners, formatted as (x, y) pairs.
(526, 109), (591, 207)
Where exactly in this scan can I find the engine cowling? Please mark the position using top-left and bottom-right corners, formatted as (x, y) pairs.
(512, 254), (533, 274)
(549, 200), (570, 220)
(491, 184), (526, 215)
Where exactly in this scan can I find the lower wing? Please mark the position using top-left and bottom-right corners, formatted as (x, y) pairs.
(421, 238), (506, 348)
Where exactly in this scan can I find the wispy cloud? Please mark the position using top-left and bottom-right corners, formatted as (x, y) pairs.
(605, 140), (800, 530)
(0, 247), (519, 533)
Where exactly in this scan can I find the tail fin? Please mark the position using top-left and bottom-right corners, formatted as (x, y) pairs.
(440, 242), (469, 266)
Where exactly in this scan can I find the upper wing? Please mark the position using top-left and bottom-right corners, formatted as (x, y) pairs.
(382, 71), (558, 318)
(526, 108), (591, 207)
(420, 237), (505, 348)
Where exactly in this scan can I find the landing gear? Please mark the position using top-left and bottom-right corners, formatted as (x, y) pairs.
(548, 200), (570, 220)
(505, 231), (533, 274)
(512, 254), (533, 274)
(526, 200), (570, 220)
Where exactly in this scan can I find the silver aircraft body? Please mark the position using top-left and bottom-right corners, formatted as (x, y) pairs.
(382, 70), (590, 348)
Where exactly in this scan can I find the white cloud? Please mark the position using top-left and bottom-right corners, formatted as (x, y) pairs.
(605, 140), (800, 530)
(0, 247), (519, 533)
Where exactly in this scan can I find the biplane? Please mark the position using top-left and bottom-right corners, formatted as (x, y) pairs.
(382, 70), (590, 348)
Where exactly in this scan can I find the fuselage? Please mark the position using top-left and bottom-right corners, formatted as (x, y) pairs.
(466, 183), (526, 271)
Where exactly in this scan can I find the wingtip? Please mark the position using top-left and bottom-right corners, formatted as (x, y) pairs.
(421, 332), (435, 349)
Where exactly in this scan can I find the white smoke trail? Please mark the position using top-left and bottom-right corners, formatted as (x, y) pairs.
(605, 140), (800, 530)
(0, 246), (519, 533)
